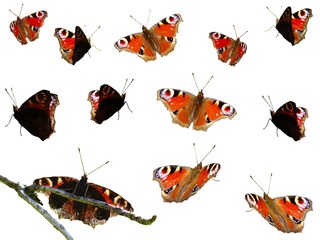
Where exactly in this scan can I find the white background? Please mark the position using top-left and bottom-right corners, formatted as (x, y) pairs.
(0, 0), (319, 239)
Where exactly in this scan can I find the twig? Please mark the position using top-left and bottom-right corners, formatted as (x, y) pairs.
(0, 175), (74, 240)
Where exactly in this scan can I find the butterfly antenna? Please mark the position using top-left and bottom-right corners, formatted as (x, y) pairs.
(200, 145), (216, 163)
(202, 75), (214, 91)
(9, 3), (24, 18)
(191, 73), (201, 92)
(262, 95), (274, 130)
(193, 143), (199, 164)
(146, 9), (152, 26)
(266, 6), (278, 19)
(89, 26), (101, 40)
(233, 25), (248, 39)
(77, 147), (109, 176)
(78, 148), (87, 175)
(250, 175), (267, 194)
(87, 161), (109, 176)
(267, 173), (273, 195)
(5, 88), (18, 106)
(130, 15), (144, 27)
(262, 95), (274, 111)
(122, 78), (134, 94)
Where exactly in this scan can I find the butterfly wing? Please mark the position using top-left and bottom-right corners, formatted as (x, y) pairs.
(83, 182), (133, 227)
(149, 14), (182, 57)
(13, 90), (59, 141)
(88, 84), (125, 124)
(153, 165), (193, 202)
(295, 106), (308, 138)
(54, 28), (76, 64)
(157, 88), (197, 129)
(291, 9), (313, 45)
(276, 7), (295, 45)
(229, 41), (247, 66)
(271, 101), (307, 141)
(209, 32), (247, 66)
(72, 26), (91, 64)
(193, 97), (237, 131)
(245, 193), (270, 218)
(10, 11), (48, 45)
(115, 31), (157, 61)
(192, 163), (221, 196)
(272, 196), (313, 233)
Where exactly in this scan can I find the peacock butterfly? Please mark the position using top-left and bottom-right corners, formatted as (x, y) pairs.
(262, 96), (308, 141)
(209, 26), (247, 66)
(157, 74), (236, 131)
(33, 150), (134, 228)
(54, 26), (99, 65)
(9, 4), (48, 45)
(267, 6), (313, 45)
(153, 144), (220, 203)
(245, 175), (312, 233)
(88, 79), (133, 124)
(5, 89), (59, 141)
(114, 14), (182, 61)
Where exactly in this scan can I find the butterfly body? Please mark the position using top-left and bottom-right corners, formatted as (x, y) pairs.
(10, 10), (48, 45)
(274, 7), (312, 45)
(157, 88), (236, 131)
(245, 193), (312, 233)
(33, 175), (133, 228)
(153, 162), (220, 202)
(11, 90), (59, 141)
(88, 84), (126, 124)
(54, 26), (91, 64)
(115, 14), (182, 61)
(209, 31), (247, 66)
(267, 100), (308, 141)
